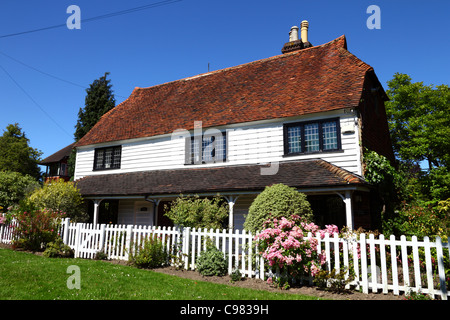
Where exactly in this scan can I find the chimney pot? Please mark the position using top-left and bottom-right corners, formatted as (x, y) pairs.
(289, 26), (299, 42)
(301, 20), (309, 43)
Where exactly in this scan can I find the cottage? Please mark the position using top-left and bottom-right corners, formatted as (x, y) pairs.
(40, 143), (75, 183)
(74, 21), (394, 231)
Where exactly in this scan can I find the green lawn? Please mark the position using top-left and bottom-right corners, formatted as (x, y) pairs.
(0, 247), (323, 300)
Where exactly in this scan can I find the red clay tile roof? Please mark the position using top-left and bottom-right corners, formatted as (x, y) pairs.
(75, 159), (366, 197)
(76, 35), (373, 147)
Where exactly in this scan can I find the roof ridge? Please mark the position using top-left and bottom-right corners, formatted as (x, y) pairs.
(132, 35), (350, 93)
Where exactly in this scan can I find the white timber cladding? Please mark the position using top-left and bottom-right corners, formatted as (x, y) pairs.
(117, 200), (154, 226)
(74, 110), (362, 180)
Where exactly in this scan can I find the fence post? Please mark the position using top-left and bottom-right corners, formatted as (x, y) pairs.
(369, 233), (377, 293)
(423, 236), (435, 299)
(390, 235), (399, 296)
(379, 234), (388, 294)
(74, 223), (81, 258)
(436, 237), (448, 300)
(411, 236), (421, 292)
(183, 227), (191, 270)
(228, 228), (233, 275)
(62, 218), (70, 244)
(99, 224), (106, 252)
(360, 233), (368, 294)
(400, 235), (410, 290)
(125, 224), (133, 261)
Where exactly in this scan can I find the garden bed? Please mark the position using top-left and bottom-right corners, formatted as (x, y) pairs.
(149, 265), (406, 300)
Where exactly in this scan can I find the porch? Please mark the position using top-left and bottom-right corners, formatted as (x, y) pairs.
(76, 159), (378, 231)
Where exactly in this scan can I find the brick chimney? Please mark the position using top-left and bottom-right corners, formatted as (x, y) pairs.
(281, 20), (313, 54)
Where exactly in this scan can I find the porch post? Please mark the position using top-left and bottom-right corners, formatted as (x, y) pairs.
(343, 190), (353, 231)
(225, 196), (239, 230)
(145, 197), (161, 226)
(93, 199), (103, 227)
(152, 199), (161, 226)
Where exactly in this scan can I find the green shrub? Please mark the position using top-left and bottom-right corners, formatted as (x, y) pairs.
(196, 245), (227, 277)
(314, 267), (355, 293)
(230, 268), (243, 282)
(243, 183), (313, 234)
(129, 235), (169, 269)
(384, 201), (448, 239)
(94, 251), (108, 260)
(43, 238), (74, 258)
(28, 179), (88, 222)
(164, 195), (228, 229)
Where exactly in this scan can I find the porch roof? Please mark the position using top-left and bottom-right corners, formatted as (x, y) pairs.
(75, 159), (367, 198)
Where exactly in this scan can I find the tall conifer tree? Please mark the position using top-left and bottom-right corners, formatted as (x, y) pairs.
(74, 72), (116, 141)
(68, 72), (116, 178)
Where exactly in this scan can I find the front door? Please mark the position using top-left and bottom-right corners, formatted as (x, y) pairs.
(134, 201), (154, 226)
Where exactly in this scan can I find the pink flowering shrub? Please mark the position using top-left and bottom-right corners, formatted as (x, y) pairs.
(255, 214), (339, 287)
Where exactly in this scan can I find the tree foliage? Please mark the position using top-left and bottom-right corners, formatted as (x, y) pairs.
(0, 123), (42, 180)
(68, 72), (116, 178)
(74, 72), (116, 141)
(386, 73), (450, 169)
(378, 73), (450, 237)
(363, 149), (403, 219)
(0, 171), (39, 208)
(243, 183), (313, 234)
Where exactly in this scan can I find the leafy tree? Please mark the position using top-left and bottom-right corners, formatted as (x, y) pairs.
(68, 72), (116, 178)
(27, 179), (88, 222)
(363, 149), (403, 220)
(386, 73), (450, 169)
(0, 171), (39, 208)
(0, 123), (42, 180)
(243, 183), (313, 234)
(164, 195), (228, 229)
(385, 73), (450, 204)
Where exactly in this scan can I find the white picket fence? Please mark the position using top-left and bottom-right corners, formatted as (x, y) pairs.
(1, 218), (449, 300)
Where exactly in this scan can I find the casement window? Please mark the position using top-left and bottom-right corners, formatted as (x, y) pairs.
(93, 146), (122, 170)
(283, 118), (341, 155)
(186, 132), (227, 164)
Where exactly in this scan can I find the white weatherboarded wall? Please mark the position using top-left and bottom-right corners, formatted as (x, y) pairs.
(74, 110), (362, 180)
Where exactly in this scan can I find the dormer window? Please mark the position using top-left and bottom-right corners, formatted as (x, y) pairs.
(93, 146), (121, 170)
(283, 118), (341, 155)
(186, 132), (227, 164)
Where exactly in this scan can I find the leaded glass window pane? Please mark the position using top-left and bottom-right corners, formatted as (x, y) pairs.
(304, 123), (319, 152)
(95, 149), (104, 170)
(287, 125), (302, 153)
(322, 121), (338, 150)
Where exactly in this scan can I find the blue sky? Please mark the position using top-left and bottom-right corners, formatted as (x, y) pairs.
(0, 0), (449, 168)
